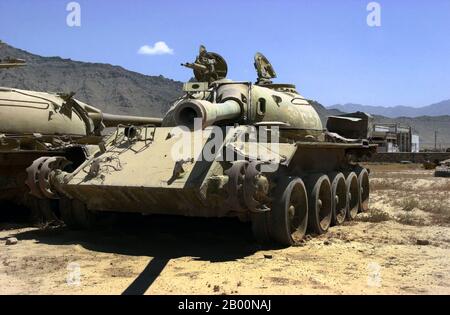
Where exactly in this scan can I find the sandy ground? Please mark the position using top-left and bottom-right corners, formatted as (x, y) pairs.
(0, 163), (449, 295)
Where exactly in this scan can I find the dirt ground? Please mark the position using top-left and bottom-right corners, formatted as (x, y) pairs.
(1, 163), (449, 295)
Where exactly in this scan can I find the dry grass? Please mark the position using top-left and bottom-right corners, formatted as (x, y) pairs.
(421, 195), (450, 225)
(369, 163), (450, 226)
(371, 177), (450, 193)
(435, 182), (450, 192)
(398, 198), (419, 212)
(370, 181), (398, 191)
(396, 212), (427, 226)
(363, 163), (423, 172)
(356, 208), (391, 223)
(421, 195), (447, 213)
(390, 194), (450, 226)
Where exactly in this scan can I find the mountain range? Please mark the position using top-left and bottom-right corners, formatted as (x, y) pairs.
(1, 41), (449, 149)
(329, 101), (450, 118)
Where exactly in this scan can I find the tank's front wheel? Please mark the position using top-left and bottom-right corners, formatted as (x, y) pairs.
(251, 176), (309, 246)
(270, 177), (309, 246)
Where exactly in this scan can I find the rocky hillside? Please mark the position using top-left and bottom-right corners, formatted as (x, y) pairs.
(0, 42), (182, 117)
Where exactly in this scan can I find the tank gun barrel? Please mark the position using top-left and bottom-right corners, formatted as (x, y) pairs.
(0, 62), (26, 69)
(181, 62), (208, 72)
(0, 57), (26, 69)
(173, 99), (241, 129)
(87, 112), (163, 127)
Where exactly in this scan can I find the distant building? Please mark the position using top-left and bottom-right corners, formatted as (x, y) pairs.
(371, 123), (413, 153)
(326, 112), (419, 153)
(411, 134), (420, 152)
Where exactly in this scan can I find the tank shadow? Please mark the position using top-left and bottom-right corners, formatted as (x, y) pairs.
(12, 214), (264, 295)
(121, 258), (169, 295)
(0, 201), (31, 225)
(8, 212), (291, 294)
(12, 214), (262, 262)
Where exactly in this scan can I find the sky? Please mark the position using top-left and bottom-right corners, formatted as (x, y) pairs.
(0, 0), (449, 107)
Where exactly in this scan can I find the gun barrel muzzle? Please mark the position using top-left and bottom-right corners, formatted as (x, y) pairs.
(174, 99), (241, 129)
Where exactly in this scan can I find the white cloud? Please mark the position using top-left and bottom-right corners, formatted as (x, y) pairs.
(137, 41), (174, 55)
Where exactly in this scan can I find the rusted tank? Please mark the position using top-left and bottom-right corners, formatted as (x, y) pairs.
(26, 46), (376, 245)
(435, 159), (450, 177)
(0, 61), (161, 217)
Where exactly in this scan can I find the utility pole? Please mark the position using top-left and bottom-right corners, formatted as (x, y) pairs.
(434, 131), (438, 151)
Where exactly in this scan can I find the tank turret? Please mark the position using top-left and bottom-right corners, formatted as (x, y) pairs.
(164, 47), (323, 139)
(0, 88), (161, 138)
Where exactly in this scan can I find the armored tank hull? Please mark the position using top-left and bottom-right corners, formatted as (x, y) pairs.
(25, 47), (376, 245)
(28, 123), (374, 245)
(0, 87), (161, 217)
(0, 45), (161, 220)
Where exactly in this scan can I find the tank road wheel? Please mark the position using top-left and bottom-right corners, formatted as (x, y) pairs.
(306, 175), (332, 234)
(269, 177), (309, 246)
(345, 172), (359, 220)
(247, 161), (271, 243)
(329, 173), (348, 226)
(59, 198), (97, 230)
(356, 168), (370, 212)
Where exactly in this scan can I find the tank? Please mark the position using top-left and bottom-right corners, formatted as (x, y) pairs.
(435, 159), (450, 177)
(25, 46), (376, 245)
(0, 59), (162, 219)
